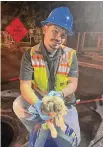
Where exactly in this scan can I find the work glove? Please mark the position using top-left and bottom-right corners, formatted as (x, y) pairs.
(48, 90), (64, 99)
(34, 99), (52, 121)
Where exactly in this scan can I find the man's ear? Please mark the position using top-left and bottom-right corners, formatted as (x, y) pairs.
(42, 25), (48, 34)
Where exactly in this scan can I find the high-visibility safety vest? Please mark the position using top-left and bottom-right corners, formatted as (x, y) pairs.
(30, 43), (76, 93)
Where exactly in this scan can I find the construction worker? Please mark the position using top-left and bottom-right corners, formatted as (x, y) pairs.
(13, 7), (81, 147)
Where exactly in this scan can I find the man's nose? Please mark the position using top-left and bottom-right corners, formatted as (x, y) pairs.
(55, 33), (62, 41)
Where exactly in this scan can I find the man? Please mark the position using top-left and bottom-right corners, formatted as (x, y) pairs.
(13, 7), (81, 147)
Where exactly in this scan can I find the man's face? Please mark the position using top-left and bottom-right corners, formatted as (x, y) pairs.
(43, 24), (68, 52)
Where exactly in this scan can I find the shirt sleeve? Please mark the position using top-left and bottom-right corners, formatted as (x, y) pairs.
(20, 49), (34, 80)
(69, 51), (79, 78)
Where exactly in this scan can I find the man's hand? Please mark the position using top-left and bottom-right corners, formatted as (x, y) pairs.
(48, 90), (64, 99)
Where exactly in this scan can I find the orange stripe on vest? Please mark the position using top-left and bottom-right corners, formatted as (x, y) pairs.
(59, 63), (69, 67)
(57, 72), (68, 75)
(32, 54), (43, 59)
(33, 65), (45, 68)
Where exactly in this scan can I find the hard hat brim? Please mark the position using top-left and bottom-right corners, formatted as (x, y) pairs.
(41, 21), (74, 36)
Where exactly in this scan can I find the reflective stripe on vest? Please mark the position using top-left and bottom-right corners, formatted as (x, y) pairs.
(30, 44), (76, 92)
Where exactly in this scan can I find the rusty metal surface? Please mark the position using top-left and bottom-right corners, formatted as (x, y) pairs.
(79, 61), (103, 70)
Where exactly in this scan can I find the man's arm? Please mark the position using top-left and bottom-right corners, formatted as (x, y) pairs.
(62, 77), (78, 97)
(20, 80), (38, 105)
(20, 50), (38, 105)
(62, 51), (79, 98)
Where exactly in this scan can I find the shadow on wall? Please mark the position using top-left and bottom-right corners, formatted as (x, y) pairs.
(66, 34), (78, 49)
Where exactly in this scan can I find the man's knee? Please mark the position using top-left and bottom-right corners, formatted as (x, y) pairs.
(13, 95), (23, 117)
(13, 96), (19, 114)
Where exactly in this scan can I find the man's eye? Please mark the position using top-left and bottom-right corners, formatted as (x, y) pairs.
(52, 30), (58, 34)
(61, 34), (67, 38)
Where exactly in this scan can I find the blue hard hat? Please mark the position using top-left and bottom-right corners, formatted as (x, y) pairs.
(41, 7), (74, 36)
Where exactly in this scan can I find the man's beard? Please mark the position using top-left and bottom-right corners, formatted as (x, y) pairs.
(49, 39), (61, 49)
(49, 44), (59, 51)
